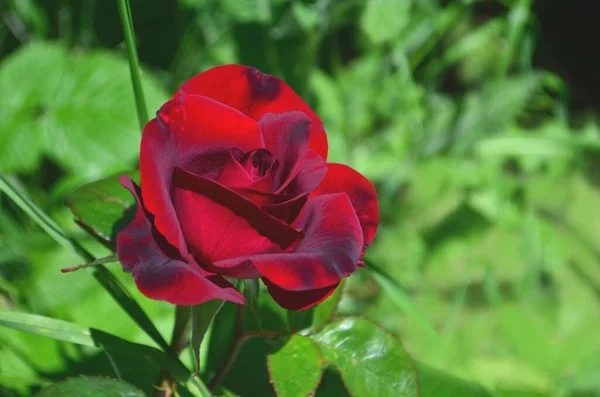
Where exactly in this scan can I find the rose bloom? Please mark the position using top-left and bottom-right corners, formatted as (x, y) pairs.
(116, 65), (379, 310)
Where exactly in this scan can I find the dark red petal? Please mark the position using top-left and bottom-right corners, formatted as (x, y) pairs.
(261, 150), (327, 223)
(280, 149), (327, 196)
(116, 176), (244, 306)
(231, 150), (327, 223)
(262, 195), (307, 224)
(140, 95), (263, 253)
(311, 163), (379, 249)
(178, 65), (328, 159)
(263, 279), (339, 311)
(215, 151), (253, 188)
(172, 167), (302, 272)
(258, 111), (312, 191)
(214, 193), (363, 291)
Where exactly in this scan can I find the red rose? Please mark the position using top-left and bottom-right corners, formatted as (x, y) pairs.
(116, 65), (379, 310)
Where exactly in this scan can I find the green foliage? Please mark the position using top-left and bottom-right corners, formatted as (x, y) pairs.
(1, 0), (599, 396)
(416, 362), (494, 397)
(0, 41), (167, 178)
(268, 335), (323, 397)
(191, 300), (224, 373)
(35, 377), (144, 397)
(0, 311), (96, 347)
(311, 279), (344, 331)
(310, 318), (418, 397)
(65, 172), (138, 248)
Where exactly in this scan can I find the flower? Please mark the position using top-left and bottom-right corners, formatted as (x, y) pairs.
(116, 65), (379, 310)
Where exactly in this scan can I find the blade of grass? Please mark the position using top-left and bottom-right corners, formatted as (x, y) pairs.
(0, 174), (169, 352)
(498, 0), (532, 76)
(365, 258), (442, 344)
(117, 0), (148, 129)
(0, 311), (95, 346)
(0, 311), (211, 396)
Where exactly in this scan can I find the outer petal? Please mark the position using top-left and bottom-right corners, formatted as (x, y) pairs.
(172, 167), (303, 276)
(116, 176), (244, 306)
(214, 193), (363, 291)
(263, 279), (340, 311)
(311, 163), (379, 250)
(178, 65), (328, 159)
(140, 94), (263, 254)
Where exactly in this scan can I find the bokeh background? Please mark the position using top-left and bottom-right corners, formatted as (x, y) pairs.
(1, 0), (600, 396)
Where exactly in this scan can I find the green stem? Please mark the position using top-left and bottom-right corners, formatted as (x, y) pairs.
(117, 0), (149, 129)
(171, 306), (193, 356)
(61, 254), (119, 273)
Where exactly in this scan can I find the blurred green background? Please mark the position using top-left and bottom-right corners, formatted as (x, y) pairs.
(1, 0), (599, 396)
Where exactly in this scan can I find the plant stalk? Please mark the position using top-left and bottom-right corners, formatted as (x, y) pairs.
(117, 0), (149, 130)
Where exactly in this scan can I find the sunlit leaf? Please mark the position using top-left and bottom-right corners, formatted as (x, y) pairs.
(0, 41), (167, 177)
(268, 335), (324, 397)
(310, 317), (418, 397)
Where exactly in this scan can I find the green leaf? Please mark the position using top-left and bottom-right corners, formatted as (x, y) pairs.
(35, 377), (144, 397)
(204, 302), (238, 380)
(0, 311), (95, 347)
(89, 329), (192, 385)
(476, 136), (577, 159)
(416, 362), (493, 397)
(311, 280), (345, 331)
(366, 259), (441, 342)
(65, 171), (138, 248)
(0, 174), (169, 352)
(244, 278), (261, 327)
(310, 317), (418, 397)
(242, 282), (313, 334)
(191, 300), (224, 373)
(292, 3), (321, 31)
(218, 337), (275, 396)
(0, 312), (192, 388)
(452, 74), (542, 153)
(222, 0), (271, 23)
(0, 41), (167, 177)
(268, 335), (324, 397)
(361, 0), (411, 44)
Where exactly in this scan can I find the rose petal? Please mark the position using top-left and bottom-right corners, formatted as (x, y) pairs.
(262, 149), (327, 223)
(263, 279), (340, 311)
(140, 95), (263, 253)
(214, 193), (363, 291)
(257, 111), (312, 191)
(311, 163), (379, 251)
(215, 150), (254, 188)
(116, 176), (244, 306)
(172, 167), (303, 276)
(178, 65), (328, 159)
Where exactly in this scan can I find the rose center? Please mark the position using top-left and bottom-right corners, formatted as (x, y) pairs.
(240, 149), (276, 180)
